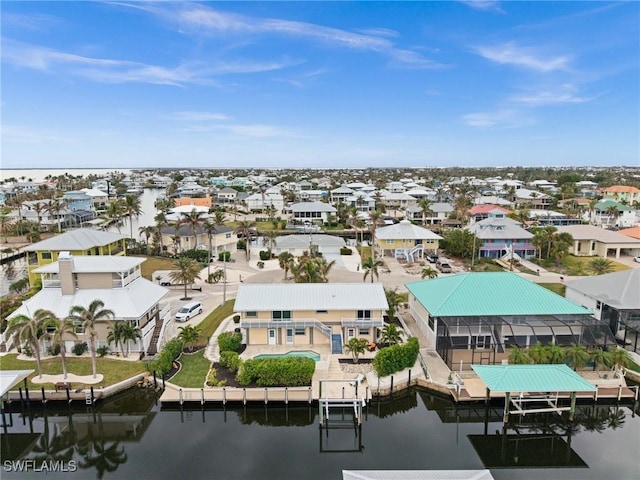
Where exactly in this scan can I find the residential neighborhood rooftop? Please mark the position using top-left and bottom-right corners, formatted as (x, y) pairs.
(565, 269), (640, 310)
(24, 229), (127, 252)
(471, 364), (596, 393)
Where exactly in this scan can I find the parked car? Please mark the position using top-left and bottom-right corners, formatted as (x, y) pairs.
(436, 259), (452, 273)
(175, 301), (203, 322)
(426, 253), (439, 263)
(634, 256), (640, 263)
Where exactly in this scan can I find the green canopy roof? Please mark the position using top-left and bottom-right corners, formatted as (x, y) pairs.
(472, 364), (596, 393)
(406, 272), (591, 317)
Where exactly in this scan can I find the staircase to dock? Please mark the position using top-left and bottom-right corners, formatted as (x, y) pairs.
(146, 319), (164, 356)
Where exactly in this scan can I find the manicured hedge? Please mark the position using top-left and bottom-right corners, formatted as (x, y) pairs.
(373, 337), (420, 377)
(236, 357), (315, 387)
(218, 331), (243, 353)
(149, 338), (184, 375)
(340, 247), (353, 255)
(219, 351), (241, 373)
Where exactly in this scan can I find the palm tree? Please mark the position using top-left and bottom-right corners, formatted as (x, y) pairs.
(138, 225), (155, 254)
(418, 198), (433, 225)
(181, 209), (205, 250)
(44, 198), (65, 233)
(213, 208), (226, 226)
(384, 288), (403, 321)
(590, 348), (613, 376)
(565, 343), (590, 371)
(50, 315), (77, 380)
(234, 219), (256, 260)
(278, 251), (294, 279)
(609, 348), (632, 369)
(369, 210), (383, 260)
(202, 219), (218, 278)
(589, 257), (614, 275)
(0, 207), (13, 242)
(545, 343), (566, 364)
(421, 267), (438, 279)
(169, 257), (202, 300)
(508, 345), (531, 365)
(154, 211), (168, 254)
(106, 200), (124, 232)
(6, 309), (56, 378)
(527, 342), (549, 364)
(122, 194), (142, 239)
(120, 323), (142, 357)
(380, 324), (404, 346)
(107, 322), (127, 358)
(606, 205), (620, 227)
(178, 325), (201, 352)
(362, 256), (385, 283)
(344, 337), (369, 364)
(68, 300), (115, 379)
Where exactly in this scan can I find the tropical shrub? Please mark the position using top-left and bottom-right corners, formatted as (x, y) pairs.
(340, 247), (353, 255)
(236, 357), (315, 387)
(218, 251), (231, 262)
(218, 331), (243, 353)
(233, 315), (240, 324)
(219, 351), (241, 373)
(72, 342), (89, 356)
(48, 343), (61, 356)
(373, 337), (420, 377)
(149, 338), (184, 375)
(97, 345), (110, 357)
(257, 261), (265, 269)
(259, 250), (271, 260)
(206, 367), (227, 387)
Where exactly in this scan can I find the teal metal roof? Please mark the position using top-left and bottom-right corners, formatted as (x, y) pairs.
(406, 272), (591, 317)
(472, 364), (596, 393)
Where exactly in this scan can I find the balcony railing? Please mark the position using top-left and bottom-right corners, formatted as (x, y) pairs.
(42, 280), (61, 288)
(341, 318), (384, 328)
(240, 319), (332, 338)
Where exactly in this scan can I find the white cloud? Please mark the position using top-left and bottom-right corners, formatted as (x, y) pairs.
(165, 111), (231, 121)
(459, 1), (504, 13)
(510, 85), (595, 106)
(473, 42), (571, 72)
(113, 2), (444, 69)
(1, 39), (297, 86)
(462, 109), (532, 128)
(180, 123), (296, 138)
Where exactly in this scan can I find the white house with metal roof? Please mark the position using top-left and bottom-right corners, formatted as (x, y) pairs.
(289, 201), (337, 225)
(234, 283), (388, 352)
(273, 234), (346, 257)
(8, 253), (170, 357)
(565, 269), (640, 353)
(374, 220), (443, 263)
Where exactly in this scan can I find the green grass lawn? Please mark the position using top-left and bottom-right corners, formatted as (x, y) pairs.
(169, 350), (211, 388)
(536, 255), (630, 275)
(134, 255), (179, 280)
(197, 299), (236, 340)
(0, 354), (147, 390)
(539, 283), (566, 296)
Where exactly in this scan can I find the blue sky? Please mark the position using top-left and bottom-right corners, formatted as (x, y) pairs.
(1, 1), (638, 169)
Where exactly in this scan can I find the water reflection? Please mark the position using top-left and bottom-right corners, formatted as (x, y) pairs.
(2, 388), (639, 480)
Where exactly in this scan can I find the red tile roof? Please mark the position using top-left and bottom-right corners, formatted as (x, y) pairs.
(467, 205), (511, 215)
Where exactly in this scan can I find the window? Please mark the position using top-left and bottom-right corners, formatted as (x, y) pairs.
(357, 310), (371, 319)
(386, 240), (394, 245)
(41, 252), (52, 260)
(316, 310), (328, 314)
(246, 311), (257, 318)
(74, 322), (84, 334)
(428, 316), (435, 330)
(596, 301), (602, 310)
(295, 328), (305, 336)
(226, 233), (232, 239)
(272, 311), (291, 320)
(359, 328), (370, 335)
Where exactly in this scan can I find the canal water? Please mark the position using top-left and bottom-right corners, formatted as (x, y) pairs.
(2, 388), (638, 480)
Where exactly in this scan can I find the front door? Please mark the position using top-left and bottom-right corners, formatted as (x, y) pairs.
(286, 328), (294, 345)
(268, 329), (277, 345)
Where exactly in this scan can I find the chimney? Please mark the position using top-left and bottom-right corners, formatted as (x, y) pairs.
(58, 251), (75, 295)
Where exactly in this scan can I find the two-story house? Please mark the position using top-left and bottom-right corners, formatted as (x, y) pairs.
(374, 220), (443, 263)
(290, 201), (337, 225)
(8, 253), (170, 357)
(234, 283), (388, 353)
(160, 223), (237, 256)
(599, 185), (640, 206)
(466, 217), (536, 259)
(590, 200), (636, 228)
(24, 229), (128, 285)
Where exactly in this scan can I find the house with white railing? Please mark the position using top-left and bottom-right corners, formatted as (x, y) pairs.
(234, 284), (388, 354)
(7, 253), (170, 357)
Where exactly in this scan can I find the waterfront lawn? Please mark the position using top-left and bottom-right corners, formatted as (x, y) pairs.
(135, 255), (179, 280)
(169, 350), (210, 388)
(535, 255), (629, 275)
(0, 354), (147, 389)
(197, 299), (236, 340)
(539, 283), (566, 296)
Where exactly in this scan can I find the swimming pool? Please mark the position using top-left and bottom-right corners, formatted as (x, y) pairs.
(254, 350), (321, 362)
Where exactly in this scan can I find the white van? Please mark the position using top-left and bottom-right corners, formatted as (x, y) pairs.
(175, 301), (203, 322)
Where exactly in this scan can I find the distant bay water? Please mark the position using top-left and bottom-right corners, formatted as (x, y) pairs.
(0, 168), (132, 183)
